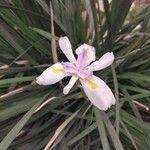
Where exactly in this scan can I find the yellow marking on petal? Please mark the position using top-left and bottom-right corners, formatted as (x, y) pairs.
(85, 79), (99, 89)
(51, 67), (64, 73)
(86, 50), (91, 57)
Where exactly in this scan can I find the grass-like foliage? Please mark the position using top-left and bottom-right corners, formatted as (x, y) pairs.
(0, 0), (150, 149)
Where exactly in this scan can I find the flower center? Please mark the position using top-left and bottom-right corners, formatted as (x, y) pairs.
(62, 62), (93, 79)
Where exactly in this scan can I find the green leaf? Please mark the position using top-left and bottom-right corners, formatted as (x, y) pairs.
(0, 76), (36, 85)
(30, 27), (59, 40)
(67, 123), (97, 146)
(93, 107), (110, 150)
(118, 72), (150, 83)
(0, 92), (50, 150)
(102, 112), (124, 150)
(0, 24), (38, 66)
(111, 0), (132, 38)
(45, 109), (79, 149)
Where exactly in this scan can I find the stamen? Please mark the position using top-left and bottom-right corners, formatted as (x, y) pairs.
(85, 79), (99, 89)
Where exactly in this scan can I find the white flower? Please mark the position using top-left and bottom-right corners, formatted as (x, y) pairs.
(36, 36), (116, 111)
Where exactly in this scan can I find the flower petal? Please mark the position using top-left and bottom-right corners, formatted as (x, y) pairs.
(36, 63), (67, 85)
(88, 52), (114, 71)
(59, 36), (76, 63)
(63, 76), (78, 95)
(80, 75), (115, 110)
(75, 44), (95, 67)
(62, 62), (76, 74)
(78, 69), (93, 79)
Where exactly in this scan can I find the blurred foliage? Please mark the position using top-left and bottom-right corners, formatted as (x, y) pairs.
(0, 0), (150, 150)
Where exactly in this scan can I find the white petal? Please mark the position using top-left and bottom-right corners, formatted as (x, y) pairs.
(59, 36), (76, 63)
(88, 52), (114, 71)
(36, 63), (67, 85)
(63, 76), (78, 95)
(80, 75), (115, 111)
(75, 44), (95, 66)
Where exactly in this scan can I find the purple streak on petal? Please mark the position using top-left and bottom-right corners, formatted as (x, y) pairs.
(62, 62), (76, 74)
(76, 48), (88, 70)
(78, 69), (93, 79)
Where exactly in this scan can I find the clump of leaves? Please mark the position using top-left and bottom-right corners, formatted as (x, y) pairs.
(0, 0), (150, 150)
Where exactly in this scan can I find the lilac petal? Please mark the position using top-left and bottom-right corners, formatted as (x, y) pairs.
(62, 62), (76, 74)
(76, 44), (96, 67)
(76, 48), (88, 70)
(78, 69), (93, 79)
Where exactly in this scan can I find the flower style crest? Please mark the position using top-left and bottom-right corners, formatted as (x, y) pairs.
(36, 36), (116, 110)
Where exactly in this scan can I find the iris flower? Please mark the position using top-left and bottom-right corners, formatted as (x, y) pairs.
(36, 37), (116, 110)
